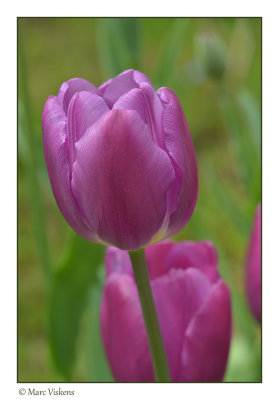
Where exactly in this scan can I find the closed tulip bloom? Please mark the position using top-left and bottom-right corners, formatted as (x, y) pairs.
(42, 70), (198, 250)
(101, 241), (232, 382)
(246, 205), (261, 323)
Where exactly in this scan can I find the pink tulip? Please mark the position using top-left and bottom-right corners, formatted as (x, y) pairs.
(42, 70), (198, 250)
(101, 241), (232, 382)
(246, 205), (261, 323)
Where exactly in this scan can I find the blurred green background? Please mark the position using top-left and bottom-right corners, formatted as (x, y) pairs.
(18, 17), (261, 382)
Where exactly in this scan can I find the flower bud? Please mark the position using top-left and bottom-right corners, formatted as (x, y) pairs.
(101, 241), (232, 382)
(42, 70), (198, 250)
(246, 205), (261, 323)
(196, 32), (227, 80)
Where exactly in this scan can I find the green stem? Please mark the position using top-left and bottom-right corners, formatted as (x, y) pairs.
(129, 248), (171, 382)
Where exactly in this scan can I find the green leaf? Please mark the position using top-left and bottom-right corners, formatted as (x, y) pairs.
(18, 101), (28, 166)
(86, 270), (114, 382)
(97, 18), (140, 79)
(217, 245), (259, 339)
(219, 91), (261, 198)
(236, 88), (261, 156)
(18, 29), (51, 281)
(203, 159), (250, 236)
(48, 234), (105, 380)
(224, 334), (261, 382)
(155, 18), (189, 87)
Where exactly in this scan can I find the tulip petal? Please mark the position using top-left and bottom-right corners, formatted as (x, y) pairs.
(72, 109), (175, 250)
(100, 274), (154, 382)
(57, 78), (97, 113)
(98, 78), (112, 96)
(139, 82), (165, 147)
(152, 268), (212, 381)
(158, 87), (198, 236)
(145, 241), (175, 280)
(133, 69), (153, 86)
(101, 70), (139, 108)
(42, 96), (94, 241)
(101, 70), (152, 108)
(179, 280), (231, 382)
(67, 92), (109, 169)
(112, 88), (149, 125)
(105, 247), (133, 277)
(139, 83), (183, 222)
(163, 241), (220, 283)
(120, 69), (152, 87)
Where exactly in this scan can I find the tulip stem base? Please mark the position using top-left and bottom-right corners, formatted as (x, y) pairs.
(129, 248), (171, 382)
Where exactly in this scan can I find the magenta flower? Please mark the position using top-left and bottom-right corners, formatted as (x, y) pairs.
(42, 70), (198, 250)
(101, 241), (232, 382)
(246, 205), (261, 323)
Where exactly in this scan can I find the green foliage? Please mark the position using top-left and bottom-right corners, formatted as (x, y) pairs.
(18, 33), (51, 281)
(236, 88), (261, 155)
(97, 18), (140, 79)
(224, 335), (261, 382)
(219, 89), (261, 196)
(48, 234), (105, 380)
(155, 18), (189, 87)
(85, 277), (114, 382)
(204, 158), (251, 236)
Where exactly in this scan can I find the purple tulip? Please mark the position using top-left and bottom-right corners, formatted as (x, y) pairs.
(246, 205), (261, 323)
(101, 241), (232, 382)
(42, 70), (198, 250)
